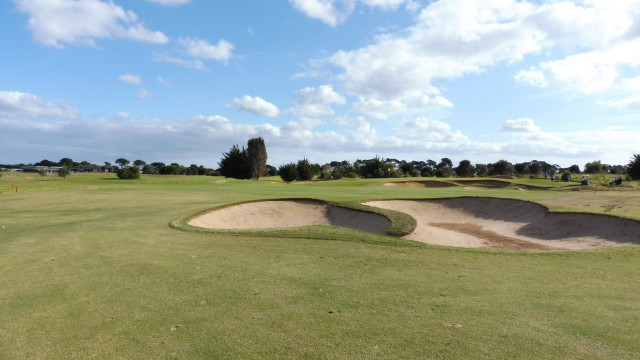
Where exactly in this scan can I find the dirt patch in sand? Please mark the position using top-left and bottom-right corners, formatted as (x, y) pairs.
(365, 198), (640, 250)
(384, 180), (457, 188)
(188, 200), (391, 235)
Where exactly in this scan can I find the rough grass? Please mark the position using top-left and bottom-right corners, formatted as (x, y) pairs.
(1, 172), (640, 359)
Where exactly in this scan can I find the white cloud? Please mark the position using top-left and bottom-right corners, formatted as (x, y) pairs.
(325, 0), (543, 99)
(153, 53), (206, 70)
(2, 107), (637, 167)
(137, 89), (154, 99)
(289, 0), (356, 27)
(118, 74), (143, 85)
(353, 94), (452, 120)
(514, 67), (548, 88)
(0, 91), (79, 119)
(230, 96), (281, 117)
(291, 85), (346, 117)
(14, 0), (169, 48)
(353, 98), (407, 120)
(179, 37), (234, 63)
(315, 0), (640, 109)
(290, 0), (419, 26)
(501, 118), (541, 133)
(360, 0), (412, 10)
(517, 2), (640, 96)
(145, 0), (191, 6)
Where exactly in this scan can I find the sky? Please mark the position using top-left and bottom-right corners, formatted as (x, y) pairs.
(1, 0), (639, 169)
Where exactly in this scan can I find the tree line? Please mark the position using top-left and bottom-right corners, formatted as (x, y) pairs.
(216, 138), (640, 182)
(3, 143), (639, 182)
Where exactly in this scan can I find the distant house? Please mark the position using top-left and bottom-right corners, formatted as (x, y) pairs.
(22, 166), (61, 174)
(67, 166), (119, 173)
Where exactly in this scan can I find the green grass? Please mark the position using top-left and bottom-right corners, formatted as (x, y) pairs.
(1, 172), (640, 359)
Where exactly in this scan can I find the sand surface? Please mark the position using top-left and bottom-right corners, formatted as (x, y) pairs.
(188, 200), (390, 235)
(384, 180), (457, 188)
(189, 198), (640, 250)
(365, 198), (640, 250)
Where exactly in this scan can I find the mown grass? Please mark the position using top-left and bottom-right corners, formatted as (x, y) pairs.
(1, 172), (640, 359)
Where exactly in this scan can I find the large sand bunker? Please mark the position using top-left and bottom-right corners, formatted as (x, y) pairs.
(188, 200), (391, 235)
(365, 198), (640, 250)
(188, 198), (640, 251)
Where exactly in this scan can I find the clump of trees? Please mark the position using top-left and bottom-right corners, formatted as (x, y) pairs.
(218, 137), (269, 179)
(584, 160), (604, 174)
(454, 160), (475, 177)
(117, 166), (140, 179)
(277, 159), (321, 182)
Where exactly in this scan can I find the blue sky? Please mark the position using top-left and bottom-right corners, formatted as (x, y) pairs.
(1, 0), (639, 168)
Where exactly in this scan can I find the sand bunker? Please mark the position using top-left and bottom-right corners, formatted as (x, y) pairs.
(188, 198), (640, 251)
(385, 180), (457, 188)
(451, 179), (511, 187)
(365, 198), (640, 250)
(188, 200), (390, 235)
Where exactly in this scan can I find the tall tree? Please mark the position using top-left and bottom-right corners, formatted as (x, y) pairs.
(296, 158), (314, 181)
(569, 164), (581, 174)
(246, 137), (267, 179)
(528, 162), (542, 175)
(59, 157), (74, 167)
(115, 158), (130, 168)
(218, 145), (251, 179)
(437, 158), (453, 169)
(455, 160), (476, 177)
(489, 160), (514, 176)
(133, 159), (146, 167)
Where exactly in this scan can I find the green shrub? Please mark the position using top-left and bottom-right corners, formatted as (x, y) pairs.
(117, 166), (140, 180)
(296, 159), (313, 181)
(58, 167), (71, 179)
(278, 163), (298, 182)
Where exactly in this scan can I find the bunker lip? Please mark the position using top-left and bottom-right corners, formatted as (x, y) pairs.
(384, 180), (457, 188)
(188, 199), (391, 236)
(450, 179), (511, 187)
(365, 198), (640, 250)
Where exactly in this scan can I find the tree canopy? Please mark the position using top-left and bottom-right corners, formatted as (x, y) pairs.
(584, 160), (604, 174)
(455, 160), (476, 177)
(115, 158), (130, 168)
(627, 154), (640, 180)
(278, 163), (298, 182)
(218, 145), (251, 179)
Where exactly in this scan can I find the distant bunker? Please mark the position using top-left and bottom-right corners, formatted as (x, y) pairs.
(386, 180), (552, 191)
(188, 198), (640, 251)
